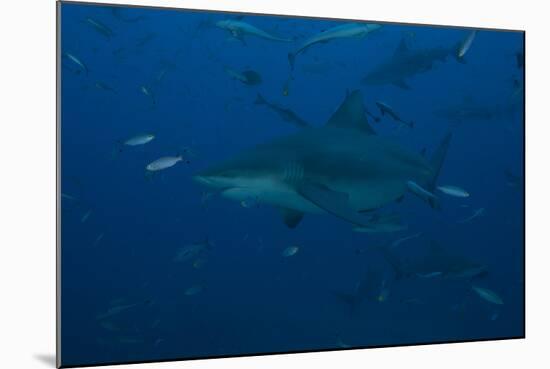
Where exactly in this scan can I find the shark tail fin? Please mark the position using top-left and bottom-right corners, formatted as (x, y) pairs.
(254, 93), (266, 105)
(427, 132), (453, 209)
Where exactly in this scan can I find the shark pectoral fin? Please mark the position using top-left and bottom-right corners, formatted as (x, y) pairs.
(392, 79), (411, 90)
(297, 182), (370, 227)
(280, 208), (304, 228)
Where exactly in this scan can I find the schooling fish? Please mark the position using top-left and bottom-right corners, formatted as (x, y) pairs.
(282, 245), (299, 257)
(96, 300), (151, 320)
(456, 30), (477, 62)
(63, 52), (88, 75)
(85, 17), (115, 39)
(80, 209), (92, 223)
(92, 232), (104, 247)
(123, 134), (155, 147)
(288, 23), (381, 69)
(472, 285), (504, 305)
(391, 232), (423, 248)
(94, 81), (117, 93)
(216, 19), (292, 44)
(437, 185), (469, 198)
(254, 93), (310, 128)
(140, 85), (155, 105)
(458, 207), (485, 223)
(375, 101), (414, 128)
(146, 156), (184, 172)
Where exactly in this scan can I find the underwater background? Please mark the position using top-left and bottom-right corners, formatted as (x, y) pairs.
(59, 2), (524, 367)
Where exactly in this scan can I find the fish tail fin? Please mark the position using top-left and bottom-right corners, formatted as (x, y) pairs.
(254, 93), (266, 105)
(410, 121), (415, 128)
(427, 132), (453, 209)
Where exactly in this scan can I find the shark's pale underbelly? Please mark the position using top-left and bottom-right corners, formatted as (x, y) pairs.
(331, 178), (407, 211)
(221, 184), (324, 214)
(221, 177), (407, 214)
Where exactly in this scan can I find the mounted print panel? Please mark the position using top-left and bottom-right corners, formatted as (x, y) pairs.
(58, 1), (525, 367)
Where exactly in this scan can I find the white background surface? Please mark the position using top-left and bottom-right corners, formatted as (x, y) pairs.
(0, 0), (548, 368)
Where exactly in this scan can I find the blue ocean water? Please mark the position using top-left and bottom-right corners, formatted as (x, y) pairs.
(59, 2), (524, 367)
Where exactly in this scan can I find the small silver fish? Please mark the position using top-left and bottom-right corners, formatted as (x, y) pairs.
(140, 85), (155, 105)
(472, 285), (503, 305)
(64, 52), (88, 75)
(124, 134), (155, 146)
(95, 81), (116, 93)
(81, 209), (92, 223)
(282, 245), (299, 257)
(146, 156), (183, 172)
(458, 207), (485, 223)
(457, 30), (477, 59)
(92, 232), (105, 247)
(85, 17), (114, 39)
(416, 271), (443, 279)
(437, 185), (470, 198)
(96, 301), (146, 320)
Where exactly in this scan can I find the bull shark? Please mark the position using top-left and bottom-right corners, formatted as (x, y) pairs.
(288, 23), (382, 70)
(193, 90), (452, 229)
(362, 38), (458, 89)
(215, 19), (293, 44)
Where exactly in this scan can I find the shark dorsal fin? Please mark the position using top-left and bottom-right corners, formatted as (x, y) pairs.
(326, 90), (376, 134)
(393, 38), (410, 58)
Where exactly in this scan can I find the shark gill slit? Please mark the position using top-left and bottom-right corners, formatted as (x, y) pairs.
(284, 162), (304, 185)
